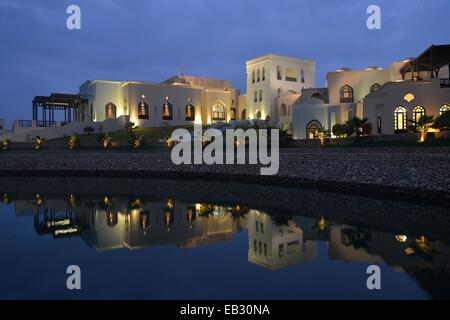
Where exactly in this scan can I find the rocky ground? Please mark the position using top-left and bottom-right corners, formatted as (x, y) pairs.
(1, 148), (450, 203)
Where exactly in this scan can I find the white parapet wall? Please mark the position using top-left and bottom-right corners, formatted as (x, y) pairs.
(0, 116), (130, 142)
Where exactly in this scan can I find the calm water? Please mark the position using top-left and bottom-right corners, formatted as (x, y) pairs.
(0, 178), (449, 300)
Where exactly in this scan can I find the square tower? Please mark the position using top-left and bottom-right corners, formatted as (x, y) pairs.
(245, 54), (316, 123)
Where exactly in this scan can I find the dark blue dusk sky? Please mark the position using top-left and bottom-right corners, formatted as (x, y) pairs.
(0, 0), (449, 125)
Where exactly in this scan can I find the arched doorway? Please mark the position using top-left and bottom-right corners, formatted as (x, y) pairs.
(306, 120), (322, 139)
(394, 106), (407, 132)
(412, 105), (425, 125)
(241, 109), (247, 120)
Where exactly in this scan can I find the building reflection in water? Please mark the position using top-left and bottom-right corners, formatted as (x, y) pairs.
(7, 194), (450, 279)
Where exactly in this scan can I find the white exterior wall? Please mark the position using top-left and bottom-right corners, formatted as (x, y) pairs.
(246, 54), (316, 124)
(364, 78), (450, 135)
(327, 69), (391, 105)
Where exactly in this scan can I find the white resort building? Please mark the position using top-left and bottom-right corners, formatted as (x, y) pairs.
(1, 44), (449, 142)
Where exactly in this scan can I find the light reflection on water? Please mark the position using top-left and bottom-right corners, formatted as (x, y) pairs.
(1, 190), (450, 299)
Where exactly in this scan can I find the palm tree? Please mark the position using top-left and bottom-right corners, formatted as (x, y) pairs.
(347, 117), (369, 137)
(316, 127), (330, 146)
(410, 115), (434, 142)
(125, 121), (135, 133)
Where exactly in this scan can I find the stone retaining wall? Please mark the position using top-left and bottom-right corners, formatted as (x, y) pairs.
(1, 148), (449, 203)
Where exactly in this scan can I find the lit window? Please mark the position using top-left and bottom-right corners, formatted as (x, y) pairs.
(212, 103), (225, 121)
(185, 103), (195, 121)
(138, 100), (149, 119)
(162, 98), (173, 120)
(440, 104), (450, 115)
(403, 93), (415, 103)
(105, 102), (117, 119)
(340, 85), (354, 103)
(412, 105), (425, 125)
(394, 106), (407, 132)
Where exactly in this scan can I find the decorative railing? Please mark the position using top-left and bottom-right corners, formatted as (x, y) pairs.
(18, 120), (32, 127)
(440, 79), (450, 88)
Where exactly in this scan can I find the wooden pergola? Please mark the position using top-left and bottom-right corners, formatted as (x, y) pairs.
(400, 44), (450, 85)
(32, 93), (88, 127)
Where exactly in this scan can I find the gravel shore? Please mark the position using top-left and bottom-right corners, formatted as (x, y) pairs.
(1, 148), (450, 203)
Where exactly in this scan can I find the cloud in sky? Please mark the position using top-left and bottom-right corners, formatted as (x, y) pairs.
(0, 0), (449, 124)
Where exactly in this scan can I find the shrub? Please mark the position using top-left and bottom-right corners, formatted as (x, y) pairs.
(99, 133), (112, 148)
(332, 123), (349, 138)
(130, 134), (144, 149)
(66, 135), (79, 150)
(33, 136), (45, 150)
(433, 112), (450, 130)
(1, 139), (11, 150)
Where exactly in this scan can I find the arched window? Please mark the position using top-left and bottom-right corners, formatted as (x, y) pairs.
(285, 68), (297, 82)
(262, 67), (265, 81)
(277, 66), (282, 80)
(306, 120), (322, 139)
(162, 98), (173, 120)
(252, 70), (255, 83)
(164, 210), (174, 230)
(186, 207), (196, 224)
(241, 109), (247, 120)
(440, 104), (450, 115)
(185, 103), (195, 121)
(340, 85), (354, 103)
(277, 88), (282, 97)
(106, 211), (118, 227)
(139, 211), (150, 233)
(280, 104), (287, 116)
(370, 83), (381, 93)
(138, 100), (149, 119)
(105, 102), (117, 119)
(230, 108), (236, 120)
(212, 103), (225, 121)
(394, 106), (407, 132)
(413, 105), (426, 125)
(257, 69), (260, 82)
(255, 110), (262, 119)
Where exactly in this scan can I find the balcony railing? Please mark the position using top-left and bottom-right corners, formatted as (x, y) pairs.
(36, 120), (57, 127)
(440, 79), (450, 88)
(18, 120), (32, 127)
